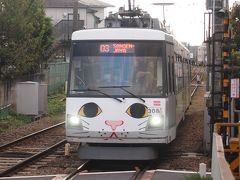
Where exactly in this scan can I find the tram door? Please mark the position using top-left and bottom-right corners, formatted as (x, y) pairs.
(166, 43), (176, 127)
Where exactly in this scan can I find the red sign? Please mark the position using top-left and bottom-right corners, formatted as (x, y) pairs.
(153, 100), (161, 106)
(100, 43), (135, 54)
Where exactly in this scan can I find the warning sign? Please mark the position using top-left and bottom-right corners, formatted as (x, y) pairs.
(231, 79), (240, 98)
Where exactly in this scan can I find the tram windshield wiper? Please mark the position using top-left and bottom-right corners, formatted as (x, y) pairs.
(98, 86), (145, 103)
(71, 88), (123, 103)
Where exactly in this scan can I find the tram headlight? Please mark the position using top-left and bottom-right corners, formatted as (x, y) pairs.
(67, 115), (82, 127)
(147, 115), (165, 129)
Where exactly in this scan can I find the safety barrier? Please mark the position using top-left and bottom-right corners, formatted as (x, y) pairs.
(213, 123), (239, 180)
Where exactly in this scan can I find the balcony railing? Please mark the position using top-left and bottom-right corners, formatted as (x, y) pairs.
(53, 20), (84, 41)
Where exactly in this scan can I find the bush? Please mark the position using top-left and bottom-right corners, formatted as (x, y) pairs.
(48, 93), (66, 115)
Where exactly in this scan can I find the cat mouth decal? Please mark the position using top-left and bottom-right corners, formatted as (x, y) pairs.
(105, 120), (124, 140)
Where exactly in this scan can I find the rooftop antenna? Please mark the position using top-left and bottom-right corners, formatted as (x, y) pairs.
(152, 2), (174, 27)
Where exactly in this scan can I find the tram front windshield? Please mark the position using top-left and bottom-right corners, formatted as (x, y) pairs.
(69, 41), (164, 97)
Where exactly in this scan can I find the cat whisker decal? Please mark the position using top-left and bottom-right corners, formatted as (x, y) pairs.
(139, 132), (158, 135)
(138, 120), (148, 126)
(72, 132), (89, 134)
(138, 127), (146, 131)
(82, 126), (89, 129)
(82, 120), (90, 125)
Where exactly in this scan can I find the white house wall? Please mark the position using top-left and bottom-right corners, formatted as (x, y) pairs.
(44, 8), (87, 25)
(94, 8), (105, 28)
(44, 7), (105, 28)
(86, 8), (104, 28)
(86, 14), (94, 28)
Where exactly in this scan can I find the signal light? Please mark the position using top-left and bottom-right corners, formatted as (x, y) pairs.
(223, 17), (229, 32)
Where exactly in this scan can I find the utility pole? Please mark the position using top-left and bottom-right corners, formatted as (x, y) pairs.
(128, 0), (132, 11)
(73, 0), (79, 32)
(152, 2), (174, 28)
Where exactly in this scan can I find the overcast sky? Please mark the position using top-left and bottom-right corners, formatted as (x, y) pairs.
(101, 0), (236, 46)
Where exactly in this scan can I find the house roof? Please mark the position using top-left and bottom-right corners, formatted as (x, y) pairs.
(78, 0), (114, 8)
(42, 0), (114, 8)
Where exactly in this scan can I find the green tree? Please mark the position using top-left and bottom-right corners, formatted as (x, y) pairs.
(230, 4), (240, 78)
(230, 4), (240, 49)
(0, 0), (54, 79)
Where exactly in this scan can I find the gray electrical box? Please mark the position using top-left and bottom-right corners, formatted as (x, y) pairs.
(17, 82), (47, 115)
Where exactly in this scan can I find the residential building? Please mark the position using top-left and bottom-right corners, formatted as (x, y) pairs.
(42, 0), (113, 62)
(189, 46), (199, 64)
(197, 43), (207, 65)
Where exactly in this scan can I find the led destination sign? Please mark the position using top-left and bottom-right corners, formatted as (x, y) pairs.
(100, 43), (135, 54)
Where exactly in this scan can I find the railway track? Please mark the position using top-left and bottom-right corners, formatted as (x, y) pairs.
(62, 161), (90, 180)
(191, 66), (205, 97)
(130, 165), (154, 180)
(61, 160), (156, 180)
(0, 122), (66, 177)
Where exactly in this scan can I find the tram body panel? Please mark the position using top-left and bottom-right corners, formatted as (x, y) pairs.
(65, 28), (191, 159)
(66, 97), (176, 144)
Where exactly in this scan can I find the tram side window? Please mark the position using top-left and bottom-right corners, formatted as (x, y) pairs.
(183, 59), (188, 87)
(188, 61), (191, 85)
(168, 56), (172, 93)
(175, 56), (184, 92)
(186, 60), (189, 86)
(172, 56), (175, 93)
(174, 57), (178, 92)
(157, 58), (163, 91)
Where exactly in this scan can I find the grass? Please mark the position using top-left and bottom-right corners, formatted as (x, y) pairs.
(0, 92), (66, 133)
(183, 174), (212, 180)
(0, 111), (32, 133)
(47, 93), (66, 115)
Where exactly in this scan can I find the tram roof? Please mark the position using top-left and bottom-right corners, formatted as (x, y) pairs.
(72, 28), (174, 42)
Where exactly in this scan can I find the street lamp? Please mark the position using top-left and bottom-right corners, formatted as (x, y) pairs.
(152, 2), (174, 28)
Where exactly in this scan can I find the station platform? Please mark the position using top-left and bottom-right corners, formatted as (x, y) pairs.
(0, 169), (211, 180)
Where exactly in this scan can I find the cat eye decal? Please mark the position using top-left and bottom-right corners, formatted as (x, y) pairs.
(79, 102), (102, 118)
(126, 103), (149, 118)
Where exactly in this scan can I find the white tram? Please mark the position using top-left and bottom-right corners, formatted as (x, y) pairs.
(66, 28), (191, 160)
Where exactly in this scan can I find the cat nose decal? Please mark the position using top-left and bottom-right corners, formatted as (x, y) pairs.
(105, 120), (124, 131)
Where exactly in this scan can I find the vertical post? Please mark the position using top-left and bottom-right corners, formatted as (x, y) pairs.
(162, 6), (166, 27)
(128, 0), (132, 11)
(73, 0), (78, 32)
(222, 10), (230, 146)
(212, 0), (215, 35)
(199, 163), (207, 177)
(152, 3), (174, 29)
(211, 32), (215, 142)
(204, 12), (212, 92)
(63, 13), (67, 61)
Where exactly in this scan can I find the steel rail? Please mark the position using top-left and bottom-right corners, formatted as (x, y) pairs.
(63, 160), (90, 180)
(130, 160), (156, 180)
(0, 139), (66, 177)
(0, 122), (65, 149)
(191, 70), (204, 97)
(130, 168), (146, 180)
(191, 85), (198, 97)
